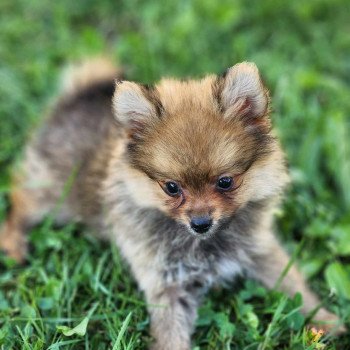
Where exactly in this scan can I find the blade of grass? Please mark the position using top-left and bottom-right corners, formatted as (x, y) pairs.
(112, 312), (133, 350)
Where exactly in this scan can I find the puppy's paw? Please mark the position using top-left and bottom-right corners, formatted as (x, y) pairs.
(310, 307), (346, 335)
(150, 344), (190, 350)
(0, 223), (28, 264)
(150, 340), (190, 350)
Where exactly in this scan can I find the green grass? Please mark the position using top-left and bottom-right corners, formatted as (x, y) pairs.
(1, 0), (350, 349)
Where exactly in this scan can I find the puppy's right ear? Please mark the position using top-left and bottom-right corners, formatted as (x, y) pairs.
(219, 62), (269, 122)
(112, 81), (161, 138)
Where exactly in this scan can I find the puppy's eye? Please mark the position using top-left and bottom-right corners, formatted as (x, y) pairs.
(164, 181), (181, 196)
(216, 176), (234, 191)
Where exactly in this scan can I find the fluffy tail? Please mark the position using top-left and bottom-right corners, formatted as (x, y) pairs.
(60, 57), (120, 98)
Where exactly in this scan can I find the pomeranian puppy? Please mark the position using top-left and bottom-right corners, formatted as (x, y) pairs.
(0, 58), (344, 349)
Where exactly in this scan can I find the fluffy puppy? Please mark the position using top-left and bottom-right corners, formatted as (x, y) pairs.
(0, 59), (344, 349)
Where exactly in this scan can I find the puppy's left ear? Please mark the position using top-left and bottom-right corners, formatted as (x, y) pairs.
(112, 81), (162, 139)
(219, 62), (269, 122)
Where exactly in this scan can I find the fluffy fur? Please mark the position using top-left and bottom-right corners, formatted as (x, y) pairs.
(0, 58), (344, 349)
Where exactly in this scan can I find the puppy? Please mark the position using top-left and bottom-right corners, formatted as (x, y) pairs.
(0, 59), (343, 349)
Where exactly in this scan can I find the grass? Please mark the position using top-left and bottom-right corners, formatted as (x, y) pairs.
(0, 0), (350, 349)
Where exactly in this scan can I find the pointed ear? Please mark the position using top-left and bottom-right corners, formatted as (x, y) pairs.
(219, 62), (269, 121)
(112, 81), (161, 137)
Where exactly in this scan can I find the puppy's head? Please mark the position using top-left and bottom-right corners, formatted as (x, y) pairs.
(112, 62), (289, 238)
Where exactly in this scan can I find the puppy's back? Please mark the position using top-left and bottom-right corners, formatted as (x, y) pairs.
(22, 59), (120, 225)
(33, 58), (119, 173)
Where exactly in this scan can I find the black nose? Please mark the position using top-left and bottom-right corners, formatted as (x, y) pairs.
(190, 216), (213, 234)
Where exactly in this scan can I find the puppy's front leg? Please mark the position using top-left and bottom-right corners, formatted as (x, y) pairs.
(243, 231), (343, 332)
(115, 236), (198, 349)
(146, 285), (198, 350)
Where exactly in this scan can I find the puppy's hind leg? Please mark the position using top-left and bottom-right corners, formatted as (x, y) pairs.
(244, 231), (345, 334)
(0, 149), (68, 263)
(0, 185), (40, 263)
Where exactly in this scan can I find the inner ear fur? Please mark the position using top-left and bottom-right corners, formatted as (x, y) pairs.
(112, 81), (163, 137)
(218, 62), (270, 123)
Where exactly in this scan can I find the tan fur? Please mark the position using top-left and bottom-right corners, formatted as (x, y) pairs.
(0, 189), (32, 262)
(61, 57), (119, 98)
(0, 60), (345, 349)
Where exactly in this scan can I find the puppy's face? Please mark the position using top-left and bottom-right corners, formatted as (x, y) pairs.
(113, 63), (288, 238)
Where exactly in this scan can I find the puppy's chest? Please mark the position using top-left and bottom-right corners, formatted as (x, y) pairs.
(105, 196), (246, 289)
(163, 248), (242, 291)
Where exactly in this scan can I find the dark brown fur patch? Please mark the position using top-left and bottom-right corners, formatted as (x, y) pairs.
(140, 83), (165, 119)
(74, 80), (116, 102)
(212, 76), (225, 113)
